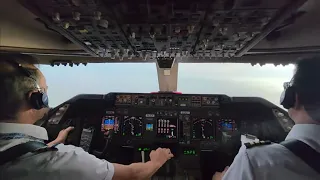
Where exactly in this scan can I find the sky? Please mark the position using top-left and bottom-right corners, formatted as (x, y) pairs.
(39, 63), (295, 108)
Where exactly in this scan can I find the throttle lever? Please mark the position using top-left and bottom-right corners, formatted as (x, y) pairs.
(141, 151), (145, 163)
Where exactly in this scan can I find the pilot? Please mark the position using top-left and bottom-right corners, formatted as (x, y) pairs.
(213, 57), (320, 180)
(0, 53), (173, 180)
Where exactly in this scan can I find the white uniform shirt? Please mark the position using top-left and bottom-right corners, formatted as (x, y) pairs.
(0, 123), (115, 180)
(223, 124), (320, 180)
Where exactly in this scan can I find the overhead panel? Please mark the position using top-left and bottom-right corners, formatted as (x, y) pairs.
(18, 0), (307, 60)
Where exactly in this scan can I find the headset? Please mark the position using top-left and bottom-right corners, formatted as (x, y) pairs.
(280, 77), (296, 109)
(5, 60), (49, 110)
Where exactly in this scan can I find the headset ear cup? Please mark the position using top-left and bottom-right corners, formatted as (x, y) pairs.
(280, 86), (296, 109)
(30, 92), (48, 110)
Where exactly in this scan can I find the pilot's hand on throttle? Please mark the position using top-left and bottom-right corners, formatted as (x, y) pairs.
(149, 148), (174, 167)
(212, 166), (229, 180)
(55, 127), (74, 144)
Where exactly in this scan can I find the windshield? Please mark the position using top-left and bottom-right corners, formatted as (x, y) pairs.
(40, 63), (294, 107)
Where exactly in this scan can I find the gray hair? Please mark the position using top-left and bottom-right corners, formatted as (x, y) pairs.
(0, 53), (40, 121)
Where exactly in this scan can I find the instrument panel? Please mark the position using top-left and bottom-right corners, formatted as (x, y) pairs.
(47, 92), (292, 154)
(45, 92), (293, 179)
(88, 92), (291, 150)
(100, 93), (241, 148)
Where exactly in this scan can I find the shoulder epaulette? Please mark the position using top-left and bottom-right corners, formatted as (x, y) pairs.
(244, 140), (272, 149)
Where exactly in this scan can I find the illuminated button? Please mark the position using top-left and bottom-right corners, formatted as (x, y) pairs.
(283, 118), (289, 123)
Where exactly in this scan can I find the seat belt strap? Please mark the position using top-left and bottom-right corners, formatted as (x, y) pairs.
(0, 141), (57, 166)
(280, 139), (320, 174)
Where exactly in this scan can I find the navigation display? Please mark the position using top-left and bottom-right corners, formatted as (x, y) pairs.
(122, 116), (143, 137)
(192, 118), (214, 140)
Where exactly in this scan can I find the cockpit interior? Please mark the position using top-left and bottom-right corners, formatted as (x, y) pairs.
(43, 92), (293, 179)
(1, 0), (319, 179)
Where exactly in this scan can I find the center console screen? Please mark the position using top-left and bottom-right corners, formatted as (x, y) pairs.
(156, 118), (178, 139)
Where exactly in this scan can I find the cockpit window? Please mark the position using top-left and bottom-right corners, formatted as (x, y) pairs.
(40, 63), (158, 107)
(40, 63), (294, 107)
(178, 63), (294, 106)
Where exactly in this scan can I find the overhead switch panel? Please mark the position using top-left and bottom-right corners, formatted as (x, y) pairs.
(19, 0), (307, 60)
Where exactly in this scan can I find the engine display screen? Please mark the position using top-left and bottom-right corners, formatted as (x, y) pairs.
(156, 118), (177, 139)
